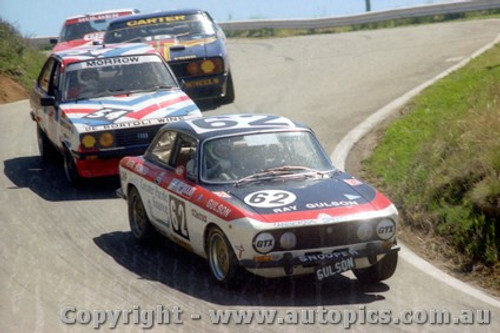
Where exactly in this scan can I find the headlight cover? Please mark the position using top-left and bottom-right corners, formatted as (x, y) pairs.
(279, 231), (297, 250)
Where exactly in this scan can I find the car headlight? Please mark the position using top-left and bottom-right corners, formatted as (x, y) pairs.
(81, 135), (96, 149)
(279, 232), (297, 250)
(186, 58), (223, 77)
(376, 219), (396, 240)
(200, 59), (216, 74)
(99, 132), (114, 148)
(252, 232), (275, 254)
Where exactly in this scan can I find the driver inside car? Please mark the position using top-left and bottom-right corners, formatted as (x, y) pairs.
(204, 140), (233, 180)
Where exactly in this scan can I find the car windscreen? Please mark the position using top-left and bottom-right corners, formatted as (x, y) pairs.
(104, 13), (216, 44)
(62, 55), (178, 101)
(201, 131), (334, 183)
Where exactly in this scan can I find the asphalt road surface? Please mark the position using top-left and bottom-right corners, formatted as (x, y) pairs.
(1, 19), (500, 332)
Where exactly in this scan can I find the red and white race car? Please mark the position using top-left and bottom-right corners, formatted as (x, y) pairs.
(117, 114), (399, 285)
(30, 43), (202, 186)
(50, 9), (139, 52)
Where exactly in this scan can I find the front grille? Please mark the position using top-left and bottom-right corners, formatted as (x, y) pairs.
(270, 219), (382, 252)
(115, 125), (163, 147)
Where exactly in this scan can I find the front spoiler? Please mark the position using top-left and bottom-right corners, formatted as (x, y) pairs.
(239, 243), (400, 273)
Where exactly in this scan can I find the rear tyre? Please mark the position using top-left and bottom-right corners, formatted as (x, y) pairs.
(353, 251), (398, 284)
(207, 227), (239, 285)
(37, 125), (58, 162)
(63, 148), (83, 187)
(128, 187), (162, 245)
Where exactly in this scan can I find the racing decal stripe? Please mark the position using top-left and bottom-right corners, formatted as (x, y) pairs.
(126, 95), (192, 120)
(62, 108), (100, 114)
(121, 158), (247, 221)
(250, 192), (393, 223)
(122, 158), (394, 224)
(154, 37), (218, 49)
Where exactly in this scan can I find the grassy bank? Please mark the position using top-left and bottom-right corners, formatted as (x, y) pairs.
(0, 19), (47, 90)
(363, 43), (500, 282)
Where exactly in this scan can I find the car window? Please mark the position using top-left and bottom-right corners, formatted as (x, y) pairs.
(150, 131), (177, 164)
(51, 62), (62, 99)
(171, 135), (198, 179)
(37, 58), (57, 93)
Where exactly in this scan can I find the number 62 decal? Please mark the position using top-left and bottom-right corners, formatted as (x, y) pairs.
(169, 196), (190, 240)
(244, 190), (296, 208)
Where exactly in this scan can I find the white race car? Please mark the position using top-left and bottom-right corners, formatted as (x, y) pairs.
(30, 43), (201, 186)
(117, 114), (399, 285)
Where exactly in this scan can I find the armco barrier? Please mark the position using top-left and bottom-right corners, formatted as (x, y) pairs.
(30, 0), (500, 48)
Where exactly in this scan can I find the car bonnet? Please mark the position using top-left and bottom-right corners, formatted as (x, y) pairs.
(219, 175), (395, 224)
(59, 90), (201, 134)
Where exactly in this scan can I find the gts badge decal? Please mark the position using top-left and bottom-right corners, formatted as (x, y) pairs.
(169, 196), (189, 240)
(83, 108), (131, 122)
(244, 190), (296, 208)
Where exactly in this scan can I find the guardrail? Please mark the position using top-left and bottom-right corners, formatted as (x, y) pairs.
(29, 0), (500, 48)
(219, 0), (500, 30)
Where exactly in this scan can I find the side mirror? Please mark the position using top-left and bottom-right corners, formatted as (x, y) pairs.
(49, 38), (58, 45)
(40, 96), (56, 106)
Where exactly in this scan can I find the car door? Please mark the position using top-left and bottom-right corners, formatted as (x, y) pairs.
(31, 57), (63, 149)
(146, 130), (204, 253)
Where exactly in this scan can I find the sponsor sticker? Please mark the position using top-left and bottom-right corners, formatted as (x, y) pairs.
(344, 178), (363, 186)
(126, 15), (186, 27)
(252, 232), (275, 254)
(376, 219), (396, 240)
(168, 178), (195, 198)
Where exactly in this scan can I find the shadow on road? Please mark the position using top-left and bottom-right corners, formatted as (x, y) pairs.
(3, 155), (119, 201)
(94, 231), (390, 307)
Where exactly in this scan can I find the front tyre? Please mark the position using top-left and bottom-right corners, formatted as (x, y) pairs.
(128, 187), (161, 245)
(220, 72), (235, 105)
(207, 227), (239, 285)
(37, 125), (58, 162)
(63, 148), (83, 187)
(353, 251), (398, 284)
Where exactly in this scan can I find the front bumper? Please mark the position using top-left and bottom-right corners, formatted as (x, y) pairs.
(72, 144), (149, 178)
(239, 242), (400, 276)
(182, 73), (227, 100)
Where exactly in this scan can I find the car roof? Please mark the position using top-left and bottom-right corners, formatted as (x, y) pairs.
(108, 8), (208, 25)
(51, 43), (160, 65)
(161, 114), (312, 141)
(63, 8), (139, 22)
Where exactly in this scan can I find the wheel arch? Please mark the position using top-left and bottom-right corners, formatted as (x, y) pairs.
(203, 223), (227, 257)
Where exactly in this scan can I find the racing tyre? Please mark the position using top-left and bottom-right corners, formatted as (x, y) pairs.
(207, 227), (239, 285)
(128, 187), (162, 245)
(220, 72), (235, 105)
(63, 149), (83, 187)
(37, 125), (58, 162)
(353, 251), (398, 284)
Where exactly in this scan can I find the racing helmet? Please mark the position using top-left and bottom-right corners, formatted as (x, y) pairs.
(206, 140), (232, 170)
(77, 68), (99, 90)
